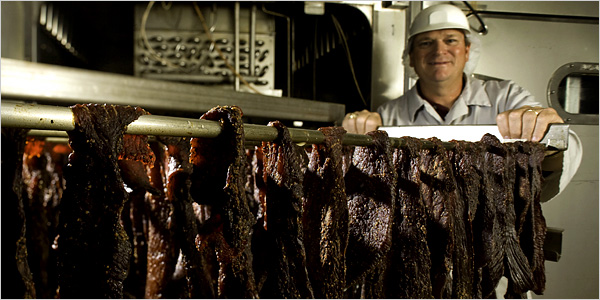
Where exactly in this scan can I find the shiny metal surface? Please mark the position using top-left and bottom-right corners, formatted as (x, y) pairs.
(2, 101), (568, 151)
(380, 124), (570, 150)
(0, 58), (345, 123)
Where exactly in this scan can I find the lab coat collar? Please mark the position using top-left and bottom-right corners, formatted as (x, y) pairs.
(407, 75), (492, 123)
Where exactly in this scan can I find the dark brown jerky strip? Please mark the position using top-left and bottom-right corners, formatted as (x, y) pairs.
(476, 134), (505, 298)
(418, 137), (457, 299)
(143, 140), (179, 298)
(513, 142), (533, 237)
(258, 120), (314, 299)
(498, 143), (534, 296)
(22, 138), (54, 299)
(449, 140), (483, 298)
(250, 146), (270, 292)
(302, 126), (348, 299)
(515, 142), (547, 295)
(2, 127), (37, 299)
(22, 140), (69, 299)
(119, 135), (156, 298)
(56, 104), (145, 298)
(190, 106), (257, 298)
(344, 130), (396, 288)
(385, 136), (433, 299)
(156, 134), (216, 299)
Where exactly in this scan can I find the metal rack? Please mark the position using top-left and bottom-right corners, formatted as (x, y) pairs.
(0, 58), (345, 123)
(1, 101), (569, 150)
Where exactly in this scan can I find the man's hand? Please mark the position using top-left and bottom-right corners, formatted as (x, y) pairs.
(496, 106), (564, 142)
(342, 110), (382, 134)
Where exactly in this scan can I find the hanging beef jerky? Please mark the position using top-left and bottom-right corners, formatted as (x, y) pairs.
(344, 130), (396, 289)
(513, 141), (547, 295)
(257, 121), (314, 299)
(495, 142), (534, 296)
(2, 127), (36, 299)
(418, 137), (456, 299)
(22, 138), (54, 299)
(385, 136), (433, 299)
(475, 134), (505, 298)
(56, 104), (146, 298)
(155, 134), (217, 299)
(302, 126), (348, 299)
(449, 140), (483, 299)
(142, 140), (179, 298)
(22, 139), (70, 299)
(250, 146), (270, 293)
(190, 106), (257, 299)
(359, 261), (386, 299)
(118, 134), (157, 298)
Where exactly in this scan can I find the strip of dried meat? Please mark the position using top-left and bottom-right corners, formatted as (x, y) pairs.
(143, 140), (179, 298)
(449, 140), (483, 298)
(119, 134), (156, 298)
(257, 121), (314, 299)
(512, 141), (547, 295)
(2, 127), (36, 299)
(344, 130), (396, 289)
(56, 104), (145, 298)
(385, 136), (433, 299)
(22, 138), (55, 299)
(190, 106), (257, 298)
(302, 126), (349, 299)
(418, 138), (456, 299)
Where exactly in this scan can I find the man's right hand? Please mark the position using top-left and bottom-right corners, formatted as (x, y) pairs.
(342, 109), (382, 134)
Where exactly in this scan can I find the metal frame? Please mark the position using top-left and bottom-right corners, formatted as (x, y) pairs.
(2, 101), (569, 151)
(0, 58), (346, 123)
(547, 62), (599, 125)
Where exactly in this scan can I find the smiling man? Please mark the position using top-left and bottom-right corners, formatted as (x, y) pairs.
(342, 3), (564, 143)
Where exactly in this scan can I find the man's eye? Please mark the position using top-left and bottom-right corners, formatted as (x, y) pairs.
(417, 41), (432, 47)
(446, 39), (458, 44)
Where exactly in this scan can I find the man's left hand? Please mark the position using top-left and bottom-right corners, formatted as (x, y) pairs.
(496, 106), (564, 142)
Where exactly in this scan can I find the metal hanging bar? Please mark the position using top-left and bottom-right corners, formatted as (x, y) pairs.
(2, 101), (568, 150)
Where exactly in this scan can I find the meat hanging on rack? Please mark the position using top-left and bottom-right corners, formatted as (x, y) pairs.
(2, 103), (554, 299)
(344, 130), (397, 298)
(385, 136), (433, 299)
(190, 106), (258, 298)
(302, 126), (349, 299)
(55, 104), (148, 298)
(253, 121), (314, 299)
(21, 137), (70, 299)
(2, 127), (37, 299)
(449, 140), (484, 298)
(418, 137), (458, 299)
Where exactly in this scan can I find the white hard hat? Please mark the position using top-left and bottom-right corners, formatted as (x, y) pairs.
(408, 4), (470, 39)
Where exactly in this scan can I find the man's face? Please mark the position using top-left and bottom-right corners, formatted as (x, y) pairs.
(409, 29), (471, 84)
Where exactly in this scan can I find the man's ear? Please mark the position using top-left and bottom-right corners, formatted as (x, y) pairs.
(409, 54), (415, 68)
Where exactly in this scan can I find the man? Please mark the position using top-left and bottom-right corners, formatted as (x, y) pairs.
(342, 3), (581, 202)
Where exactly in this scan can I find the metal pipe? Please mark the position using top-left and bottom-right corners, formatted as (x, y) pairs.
(1, 101), (567, 150)
(234, 2), (240, 91)
(249, 4), (256, 77)
(0, 101), (406, 147)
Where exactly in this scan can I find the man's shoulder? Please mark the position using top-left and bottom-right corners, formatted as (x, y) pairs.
(468, 75), (519, 90)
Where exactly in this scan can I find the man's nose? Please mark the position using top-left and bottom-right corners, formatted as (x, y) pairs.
(433, 39), (447, 53)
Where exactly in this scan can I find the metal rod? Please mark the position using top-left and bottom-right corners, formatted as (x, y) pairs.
(249, 4), (256, 77)
(1, 101), (406, 147)
(2, 101), (566, 150)
(234, 2), (240, 91)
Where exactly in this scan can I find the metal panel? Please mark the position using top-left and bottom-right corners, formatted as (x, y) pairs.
(0, 58), (345, 123)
